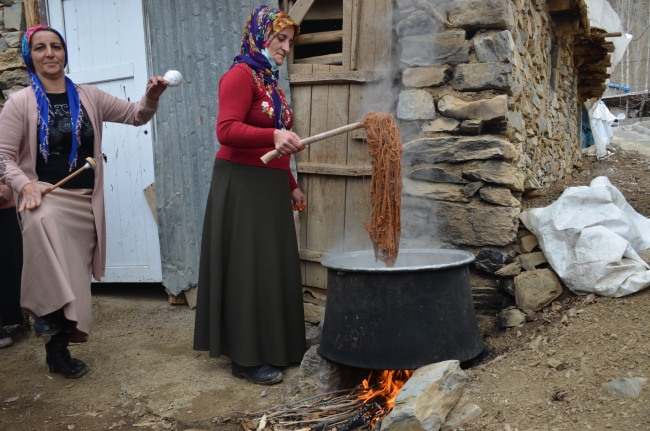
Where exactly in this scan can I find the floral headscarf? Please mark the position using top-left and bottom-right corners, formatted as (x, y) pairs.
(22, 25), (83, 171)
(232, 5), (299, 130)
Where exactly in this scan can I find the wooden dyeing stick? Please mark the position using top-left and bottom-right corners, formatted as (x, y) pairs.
(42, 157), (98, 196)
(260, 121), (365, 164)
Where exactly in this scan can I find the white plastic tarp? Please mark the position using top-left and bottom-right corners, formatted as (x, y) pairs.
(520, 177), (650, 297)
(584, 100), (617, 158)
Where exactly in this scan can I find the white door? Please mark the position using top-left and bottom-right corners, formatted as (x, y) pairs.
(48, 0), (163, 282)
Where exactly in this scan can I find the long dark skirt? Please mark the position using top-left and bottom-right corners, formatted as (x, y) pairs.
(0, 207), (24, 326)
(193, 159), (306, 367)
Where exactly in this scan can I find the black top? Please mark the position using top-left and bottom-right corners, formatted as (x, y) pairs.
(36, 92), (95, 189)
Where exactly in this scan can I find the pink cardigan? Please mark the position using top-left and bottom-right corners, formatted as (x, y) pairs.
(0, 85), (159, 280)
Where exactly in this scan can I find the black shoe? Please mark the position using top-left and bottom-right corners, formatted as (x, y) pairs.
(45, 334), (88, 379)
(231, 362), (283, 385)
(34, 311), (61, 337)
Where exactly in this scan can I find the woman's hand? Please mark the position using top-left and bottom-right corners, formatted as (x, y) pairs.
(18, 183), (44, 213)
(291, 187), (307, 212)
(146, 76), (168, 101)
(0, 184), (12, 206)
(274, 130), (304, 156)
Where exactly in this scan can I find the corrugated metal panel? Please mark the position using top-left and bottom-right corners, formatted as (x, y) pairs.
(144, 0), (288, 295)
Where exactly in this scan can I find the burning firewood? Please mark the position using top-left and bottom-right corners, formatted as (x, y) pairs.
(244, 370), (414, 431)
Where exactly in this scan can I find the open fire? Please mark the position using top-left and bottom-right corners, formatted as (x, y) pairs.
(243, 369), (414, 431)
(355, 370), (414, 426)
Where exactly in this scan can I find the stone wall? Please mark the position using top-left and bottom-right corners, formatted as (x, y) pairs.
(395, 0), (581, 314)
(0, 0), (28, 97)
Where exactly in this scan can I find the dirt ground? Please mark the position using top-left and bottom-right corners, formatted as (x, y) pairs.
(2, 144), (650, 431)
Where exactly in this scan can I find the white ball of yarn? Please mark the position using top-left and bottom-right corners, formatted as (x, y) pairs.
(164, 70), (183, 87)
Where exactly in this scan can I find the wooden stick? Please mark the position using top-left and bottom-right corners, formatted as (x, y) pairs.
(42, 157), (97, 196)
(260, 122), (364, 164)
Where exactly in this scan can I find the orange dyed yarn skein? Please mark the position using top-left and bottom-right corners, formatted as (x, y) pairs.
(361, 112), (403, 267)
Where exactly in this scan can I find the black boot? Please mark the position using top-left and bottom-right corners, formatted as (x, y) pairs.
(45, 318), (88, 379)
(34, 310), (61, 337)
(232, 362), (283, 385)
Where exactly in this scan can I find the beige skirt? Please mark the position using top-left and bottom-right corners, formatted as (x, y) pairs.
(20, 182), (96, 342)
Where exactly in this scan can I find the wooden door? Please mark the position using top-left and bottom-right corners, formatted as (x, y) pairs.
(48, 0), (163, 282)
(286, 0), (393, 289)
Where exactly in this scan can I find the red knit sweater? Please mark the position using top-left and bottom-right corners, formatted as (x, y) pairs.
(216, 63), (297, 190)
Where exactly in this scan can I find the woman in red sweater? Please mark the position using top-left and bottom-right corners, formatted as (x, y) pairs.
(193, 5), (307, 385)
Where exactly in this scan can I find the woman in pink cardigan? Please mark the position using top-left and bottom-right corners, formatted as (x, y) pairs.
(0, 26), (169, 378)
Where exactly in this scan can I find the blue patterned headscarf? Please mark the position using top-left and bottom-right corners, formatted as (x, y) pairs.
(22, 25), (83, 171)
(232, 5), (299, 130)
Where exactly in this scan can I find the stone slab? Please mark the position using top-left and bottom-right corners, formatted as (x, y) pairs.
(0, 68), (28, 88)
(408, 166), (468, 184)
(403, 177), (469, 203)
(381, 361), (466, 431)
(403, 135), (517, 165)
(463, 160), (525, 192)
(400, 30), (470, 67)
(436, 200), (519, 246)
(519, 251), (547, 270)
(422, 116), (460, 133)
(0, 49), (22, 72)
(438, 94), (508, 121)
(453, 62), (514, 93)
(403, 65), (451, 88)
(4, 2), (25, 31)
(460, 120), (483, 135)
(498, 307), (526, 328)
(447, 0), (514, 30)
(397, 89), (436, 120)
(520, 234), (539, 253)
(479, 186), (520, 207)
(303, 303), (325, 324)
(463, 181), (484, 197)
(396, 10), (437, 37)
(514, 269), (562, 313)
(474, 30), (516, 63)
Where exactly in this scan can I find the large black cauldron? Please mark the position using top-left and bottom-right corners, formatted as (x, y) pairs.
(318, 249), (484, 370)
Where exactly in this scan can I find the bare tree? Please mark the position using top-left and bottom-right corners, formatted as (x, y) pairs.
(608, 0), (650, 92)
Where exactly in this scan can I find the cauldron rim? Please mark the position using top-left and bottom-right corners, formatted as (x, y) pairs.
(320, 248), (475, 273)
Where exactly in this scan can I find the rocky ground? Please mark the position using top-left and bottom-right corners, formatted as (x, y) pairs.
(1, 143), (650, 431)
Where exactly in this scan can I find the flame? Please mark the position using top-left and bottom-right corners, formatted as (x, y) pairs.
(356, 369), (414, 424)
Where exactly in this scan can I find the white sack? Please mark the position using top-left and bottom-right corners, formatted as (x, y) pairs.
(584, 100), (617, 158)
(520, 176), (650, 297)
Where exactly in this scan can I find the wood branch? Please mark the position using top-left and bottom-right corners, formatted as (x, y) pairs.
(600, 32), (623, 38)
(289, 0), (316, 24)
(294, 53), (343, 65)
(547, 0), (574, 12)
(294, 30), (343, 46)
(289, 71), (384, 85)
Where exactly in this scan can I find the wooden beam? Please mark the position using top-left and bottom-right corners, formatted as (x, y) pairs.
(289, 71), (385, 85)
(296, 162), (372, 176)
(299, 249), (326, 263)
(573, 44), (607, 56)
(294, 53), (343, 65)
(289, 0), (315, 24)
(600, 32), (622, 38)
(294, 30), (343, 46)
(303, 0), (344, 21)
(547, 0), (574, 12)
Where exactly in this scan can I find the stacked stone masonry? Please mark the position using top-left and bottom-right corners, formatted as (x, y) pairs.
(396, 0), (581, 313)
(0, 0), (28, 97)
